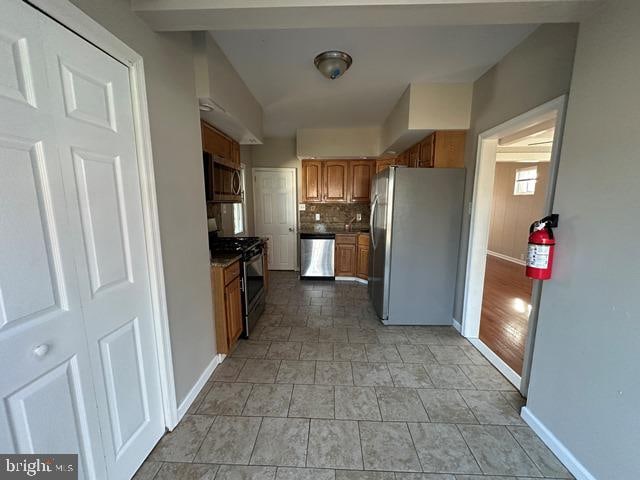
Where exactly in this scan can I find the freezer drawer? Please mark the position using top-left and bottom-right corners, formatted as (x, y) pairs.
(300, 233), (335, 279)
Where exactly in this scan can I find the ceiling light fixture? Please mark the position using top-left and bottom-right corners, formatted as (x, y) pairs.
(314, 50), (353, 80)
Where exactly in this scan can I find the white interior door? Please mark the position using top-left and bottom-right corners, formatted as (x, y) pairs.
(253, 168), (297, 270)
(0, 3), (106, 478)
(0, 1), (164, 478)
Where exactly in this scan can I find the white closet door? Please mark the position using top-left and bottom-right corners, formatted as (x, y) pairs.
(0, 1), (166, 479)
(39, 9), (165, 480)
(0, 1), (107, 479)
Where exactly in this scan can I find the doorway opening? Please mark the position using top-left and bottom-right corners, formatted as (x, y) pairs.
(462, 96), (567, 394)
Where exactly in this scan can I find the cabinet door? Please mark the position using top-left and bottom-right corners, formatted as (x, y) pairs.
(408, 144), (421, 168)
(356, 245), (369, 280)
(324, 160), (349, 202)
(301, 160), (323, 203)
(225, 276), (243, 345)
(335, 244), (356, 276)
(350, 160), (374, 203)
(419, 134), (435, 168)
(231, 141), (241, 167)
(434, 131), (466, 168)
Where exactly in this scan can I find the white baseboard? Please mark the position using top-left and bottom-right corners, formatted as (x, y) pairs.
(176, 353), (225, 422)
(335, 276), (368, 284)
(468, 338), (521, 389)
(487, 250), (526, 266)
(521, 407), (596, 480)
(452, 318), (462, 333)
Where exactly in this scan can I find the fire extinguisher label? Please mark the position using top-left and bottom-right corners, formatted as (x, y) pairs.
(527, 244), (550, 269)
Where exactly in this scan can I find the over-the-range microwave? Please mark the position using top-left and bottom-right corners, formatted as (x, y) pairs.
(203, 151), (242, 203)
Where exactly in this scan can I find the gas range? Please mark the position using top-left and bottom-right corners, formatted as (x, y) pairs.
(209, 235), (263, 260)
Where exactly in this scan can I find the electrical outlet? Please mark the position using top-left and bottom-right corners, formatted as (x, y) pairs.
(315, 213), (320, 221)
(356, 213), (362, 221)
(299, 204), (306, 211)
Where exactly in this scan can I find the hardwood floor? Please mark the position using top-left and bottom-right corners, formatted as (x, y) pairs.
(479, 255), (533, 375)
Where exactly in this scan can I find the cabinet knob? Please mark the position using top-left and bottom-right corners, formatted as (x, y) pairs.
(33, 344), (50, 358)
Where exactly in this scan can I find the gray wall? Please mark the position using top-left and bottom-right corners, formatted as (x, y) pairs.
(488, 162), (550, 261)
(453, 24), (579, 321)
(527, 1), (640, 477)
(69, 0), (216, 405)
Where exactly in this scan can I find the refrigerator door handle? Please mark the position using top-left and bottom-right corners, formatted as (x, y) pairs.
(370, 194), (379, 250)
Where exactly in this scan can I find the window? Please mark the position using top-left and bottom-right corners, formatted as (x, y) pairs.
(514, 166), (537, 195)
(232, 167), (246, 235)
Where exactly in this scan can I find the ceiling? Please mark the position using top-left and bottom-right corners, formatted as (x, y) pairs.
(211, 24), (538, 137)
(496, 118), (556, 162)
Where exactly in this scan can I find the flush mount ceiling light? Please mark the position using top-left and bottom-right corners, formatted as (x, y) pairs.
(314, 50), (353, 80)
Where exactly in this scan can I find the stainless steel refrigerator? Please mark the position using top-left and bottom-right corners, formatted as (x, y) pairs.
(368, 166), (465, 325)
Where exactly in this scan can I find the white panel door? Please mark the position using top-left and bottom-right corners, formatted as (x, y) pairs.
(0, 1), (165, 479)
(0, 1), (106, 478)
(253, 169), (297, 270)
(39, 10), (165, 480)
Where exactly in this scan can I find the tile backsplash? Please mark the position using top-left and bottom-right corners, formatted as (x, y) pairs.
(300, 203), (370, 232)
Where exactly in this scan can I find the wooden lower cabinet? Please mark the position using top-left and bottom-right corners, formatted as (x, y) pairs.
(356, 234), (370, 280)
(335, 234), (357, 276)
(336, 233), (369, 279)
(211, 260), (243, 354)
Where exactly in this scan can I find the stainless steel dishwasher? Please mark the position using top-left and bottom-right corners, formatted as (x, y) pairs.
(300, 233), (335, 279)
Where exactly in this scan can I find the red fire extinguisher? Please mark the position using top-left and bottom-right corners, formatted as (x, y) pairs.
(526, 214), (559, 280)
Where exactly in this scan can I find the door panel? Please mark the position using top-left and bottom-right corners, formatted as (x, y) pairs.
(324, 160), (349, 202)
(0, 137), (60, 326)
(42, 16), (164, 480)
(301, 160), (322, 203)
(349, 160), (374, 203)
(254, 169), (296, 270)
(6, 358), (96, 479)
(0, 3), (107, 478)
(98, 318), (150, 458)
(72, 149), (133, 295)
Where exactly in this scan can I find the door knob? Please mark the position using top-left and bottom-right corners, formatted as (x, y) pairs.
(33, 344), (50, 357)
(288, 227), (294, 232)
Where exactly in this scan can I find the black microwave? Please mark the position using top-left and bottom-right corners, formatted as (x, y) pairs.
(203, 151), (242, 203)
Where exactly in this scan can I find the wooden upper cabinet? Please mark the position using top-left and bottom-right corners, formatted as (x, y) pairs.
(201, 120), (240, 168)
(396, 153), (408, 167)
(324, 160), (349, 202)
(376, 158), (393, 173)
(301, 160), (323, 203)
(418, 134), (435, 168)
(401, 130), (467, 169)
(349, 160), (374, 203)
(231, 141), (240, 168)
(433, 130), (466, 168)
(408, 144), (421, 168)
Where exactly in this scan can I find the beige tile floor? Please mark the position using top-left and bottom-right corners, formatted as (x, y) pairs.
(136, 272), (573, 480)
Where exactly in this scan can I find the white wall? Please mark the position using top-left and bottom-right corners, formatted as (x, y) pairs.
(408, 83), (473, 130)
(193, 32), (263, 143)
(296, 127), (381, 159)
(453, 23), (579, 322)
(69, 0), (216, 406)
(526, 1), (640, 477)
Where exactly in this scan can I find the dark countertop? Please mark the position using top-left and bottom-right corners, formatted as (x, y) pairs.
(210, 253), (242, 268)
